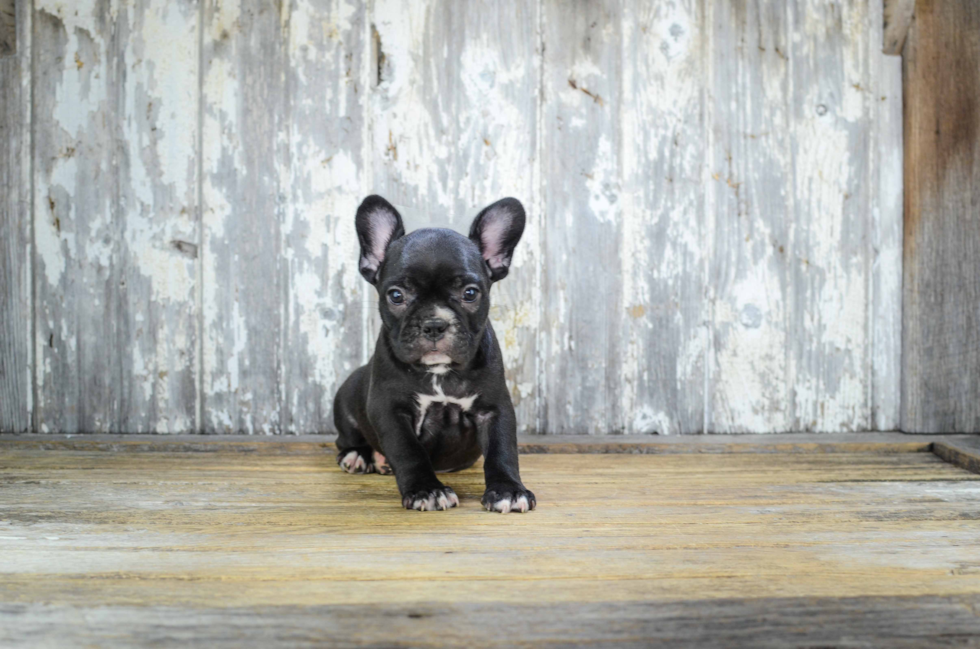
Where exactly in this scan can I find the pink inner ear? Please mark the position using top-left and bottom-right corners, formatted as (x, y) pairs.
(480, 215), (511, 269)
(366, 209), (399, 269)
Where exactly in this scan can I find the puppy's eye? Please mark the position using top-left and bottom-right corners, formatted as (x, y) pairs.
(462, 287), (480, 303)
(387, 289), (405, 305)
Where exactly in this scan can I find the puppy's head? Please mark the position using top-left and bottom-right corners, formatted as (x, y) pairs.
(355, 195), (525, 373)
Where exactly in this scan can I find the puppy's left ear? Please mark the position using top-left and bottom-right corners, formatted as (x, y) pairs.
(468, 197), (526, 282)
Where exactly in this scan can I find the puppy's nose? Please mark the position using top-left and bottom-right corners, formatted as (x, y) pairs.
(422, 318), (449, 341)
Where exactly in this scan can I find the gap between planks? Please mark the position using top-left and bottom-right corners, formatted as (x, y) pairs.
(0, 433), (978, 475)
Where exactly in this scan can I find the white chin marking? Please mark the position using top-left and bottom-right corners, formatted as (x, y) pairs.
(427, 364), (450, 375)
(421, 352), (453, 365)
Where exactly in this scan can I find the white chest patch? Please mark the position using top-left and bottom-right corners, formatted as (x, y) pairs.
(414, 376), (478, 437)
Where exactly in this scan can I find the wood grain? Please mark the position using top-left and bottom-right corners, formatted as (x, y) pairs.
(0, 0), (13, 56)
(279, 0), (370, 433)
(0, 448), (979, 646)
(200, 0), (284, 433)
(901, 0), (980, 433)
(706, 0), (794, 432)
(32, 0), (200, 433)
(540, 0), (625, 434)
(883, 0), (916, 55)
(618, 0), (705, 434)
(873, 44), (904, 431)
(707, 0), (881, 432)
(0, 0), (30, 433)
(3, 596), (980, 648)
(933, 436), (980, 475)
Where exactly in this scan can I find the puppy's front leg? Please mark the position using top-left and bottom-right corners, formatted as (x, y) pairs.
(475, 409), (536, 513)
(371, 409), (459, 511)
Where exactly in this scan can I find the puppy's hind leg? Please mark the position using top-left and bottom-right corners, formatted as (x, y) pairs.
(334, 369), (376, 475)
(336, 423), (374, 475)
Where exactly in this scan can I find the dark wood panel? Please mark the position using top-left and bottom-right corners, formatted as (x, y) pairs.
(0, 0), (30, 432)
(933, 436), (980, 475)
(902, 0), (980, 432)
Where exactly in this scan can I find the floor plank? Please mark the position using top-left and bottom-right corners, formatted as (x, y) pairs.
(1, 449), (979, 646)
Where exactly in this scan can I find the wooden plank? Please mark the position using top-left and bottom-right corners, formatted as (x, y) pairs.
(618, 0), (705, 434)
(539, 0), (624, 434)
(370, 0), (540, 432)
(933, 436), (980, 475)
(901, 0), (980, 433)
(0, 0), (31, 433)
(31, 1), (101, 432)
(280, 0), (370, 433)
(883, 0), (915, 55)
(200, 0), (285, 433)
(873, 46), (904, 431)
(705, 0), (793, 432)
(4, 596), (980, 649)
(116, 0), (201, 432)
(0, 431), (947, 454)
(707, 1), (880, 432)
(0, 450), (977, 620)
(0, 0), (13, 56)
(788, 0), (875, 432)
(32, 0), (200, 432)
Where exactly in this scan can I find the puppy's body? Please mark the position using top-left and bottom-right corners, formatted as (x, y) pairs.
(334, 324), (508, 474)
(333, 198), (535, 513)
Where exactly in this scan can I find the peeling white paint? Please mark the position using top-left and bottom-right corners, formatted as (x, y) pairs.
(20, 0), (900, 435)
(585, 135), (620, 225)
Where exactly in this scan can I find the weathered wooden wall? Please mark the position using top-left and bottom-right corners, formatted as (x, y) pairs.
(0, 0), (905, 434)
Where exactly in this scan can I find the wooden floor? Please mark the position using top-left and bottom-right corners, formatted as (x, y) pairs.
(2, 436), (980, 647)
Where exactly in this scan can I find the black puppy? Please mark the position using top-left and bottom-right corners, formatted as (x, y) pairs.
(332, 195), (536, 513)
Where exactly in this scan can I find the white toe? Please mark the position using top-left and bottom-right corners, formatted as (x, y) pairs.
(512, 495), (529, 513)
(414, 494), (436, 511)
(340, 450), (359, 472)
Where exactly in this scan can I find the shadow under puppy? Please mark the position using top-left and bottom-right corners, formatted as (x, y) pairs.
(333, 195), (536, 514)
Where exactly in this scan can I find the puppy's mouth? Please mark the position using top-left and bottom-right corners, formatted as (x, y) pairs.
(420, 351), (453, 366)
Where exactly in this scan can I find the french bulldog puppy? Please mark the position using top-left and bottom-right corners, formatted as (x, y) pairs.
(332, 195), (535, 514)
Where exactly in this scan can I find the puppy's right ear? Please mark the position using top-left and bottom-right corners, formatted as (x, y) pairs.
(355, 195), (405, 284)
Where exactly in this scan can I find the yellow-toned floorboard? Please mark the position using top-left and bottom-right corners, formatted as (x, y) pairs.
(1, 450), (979, 608)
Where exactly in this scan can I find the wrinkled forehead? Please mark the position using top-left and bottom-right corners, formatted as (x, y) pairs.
(383, 229), (486, 286)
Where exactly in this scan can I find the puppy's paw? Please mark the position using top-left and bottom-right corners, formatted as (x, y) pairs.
(482, 485), (536, 513)
(402, 485), (459, 511)
(372, 450), (393, 475)
(337, 448), (374, 474)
